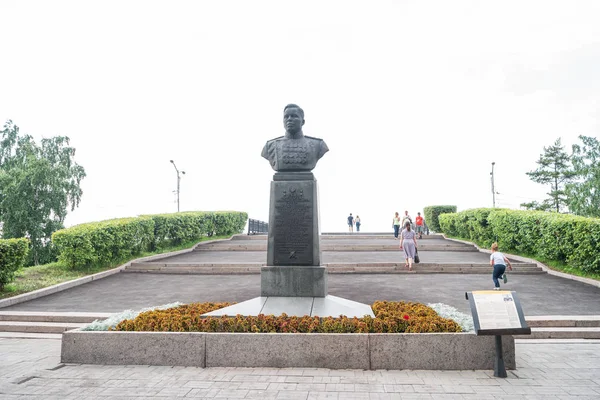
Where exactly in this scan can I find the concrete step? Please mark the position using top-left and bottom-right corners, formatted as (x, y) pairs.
(0, 321), (83, 333)
(0, 332), (63, 339)
(234, 234), (446, 240)
(326, 262), (540, 270)
(328, 266), (545, 274)
(125, 262), (544, 274)
(516, 327), (600, 339)
(194, 245), (266, 251)
(232, 235), (268, 240)
(525, 315), (600, 327)
(321, 233), (444, 238)
(126, 262), (264, 271)
(0, 311), (111, 323)
(194, 244), (478, 252)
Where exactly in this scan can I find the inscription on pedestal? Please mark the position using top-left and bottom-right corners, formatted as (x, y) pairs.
(273, 184), (314, 265)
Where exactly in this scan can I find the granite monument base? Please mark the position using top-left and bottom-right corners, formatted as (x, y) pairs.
(261, 265), (327, 297)
(202, 295), (375, 318)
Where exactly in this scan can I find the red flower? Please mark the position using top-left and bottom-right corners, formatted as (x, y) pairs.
(403, 315), (410, 320)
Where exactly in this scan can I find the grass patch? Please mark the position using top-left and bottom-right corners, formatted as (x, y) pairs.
(444, 234), (600, 282)
(533, 257), (600, 281)
(0, 235), (231, 299)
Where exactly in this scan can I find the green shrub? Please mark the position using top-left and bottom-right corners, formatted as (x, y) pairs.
(438, 208), (600, 273)
(438, 213), (458, 236)
(52, 217), (155, 268)
(113, 301), (462, 333)
(149, 211), (248, 249)
(52, 211), (248, 268)
(423, 205), (457, 232)
(0, 238), (29, 290)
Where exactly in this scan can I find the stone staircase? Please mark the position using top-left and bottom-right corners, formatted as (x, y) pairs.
(193, 243), (478, 252)
(202, 234), (477, 252)
(0, 311), (111, 339)
(124, 232), (545, 275)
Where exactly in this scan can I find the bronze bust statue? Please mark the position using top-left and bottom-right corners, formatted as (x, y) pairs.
(262, 104), (329, 172)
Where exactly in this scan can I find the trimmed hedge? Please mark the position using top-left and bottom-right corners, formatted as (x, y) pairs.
(423, 205), (457, 232)
(0, 238), (29, 290)
(113, 301), (463, 333)
(149, 211), (247, 249)
(439, 208), (600, 273)
(52, 211), (248, 268)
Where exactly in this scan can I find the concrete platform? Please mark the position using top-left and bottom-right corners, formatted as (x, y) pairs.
(203, 295), (375, 318)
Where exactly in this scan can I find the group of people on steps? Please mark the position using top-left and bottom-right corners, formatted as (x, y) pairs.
(392, 211), (514, 287)
(345, 210), (513, 287)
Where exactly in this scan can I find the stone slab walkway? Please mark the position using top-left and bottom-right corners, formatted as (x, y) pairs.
(1, 337), (599, 399)
(4, 273), (600, 315)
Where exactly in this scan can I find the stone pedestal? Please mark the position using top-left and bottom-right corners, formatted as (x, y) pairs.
(263, 172), (327, 297)
(261, 266), (327, 297)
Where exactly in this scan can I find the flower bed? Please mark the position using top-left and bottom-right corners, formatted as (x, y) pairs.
(62, 301), (514, 370)
(112, 301), (462, 333)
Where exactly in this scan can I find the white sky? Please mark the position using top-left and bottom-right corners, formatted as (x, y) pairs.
(1, 0), (599, 232)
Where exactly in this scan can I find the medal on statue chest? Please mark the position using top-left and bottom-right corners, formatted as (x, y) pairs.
(280, 140), (311, 167)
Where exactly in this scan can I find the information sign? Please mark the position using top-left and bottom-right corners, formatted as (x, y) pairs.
(466, 291), (531, 336)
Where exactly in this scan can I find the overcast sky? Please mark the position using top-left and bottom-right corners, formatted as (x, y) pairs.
(1, 0), (599, 232)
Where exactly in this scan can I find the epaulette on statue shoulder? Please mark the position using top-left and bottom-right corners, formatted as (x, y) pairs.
(304, 135), (323, 141)
(268, 136), (284, 143)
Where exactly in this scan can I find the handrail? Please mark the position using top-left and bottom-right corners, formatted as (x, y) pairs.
(247, 218), (268, 235)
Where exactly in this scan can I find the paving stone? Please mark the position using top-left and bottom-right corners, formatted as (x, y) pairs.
(245, 389), (280, 399)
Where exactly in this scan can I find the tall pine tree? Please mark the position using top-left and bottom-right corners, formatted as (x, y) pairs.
(521, 138), (575, 213)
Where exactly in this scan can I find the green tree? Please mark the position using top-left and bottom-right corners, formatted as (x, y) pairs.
(521, 138), (575, 213)
(0, 120), (86, 265)
(565, 135), (600, 218)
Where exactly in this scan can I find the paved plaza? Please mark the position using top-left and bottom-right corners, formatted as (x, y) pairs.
(1, 337), (600, 399)
(5, 272), (600, 316)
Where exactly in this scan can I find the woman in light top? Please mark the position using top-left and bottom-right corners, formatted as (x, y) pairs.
(392, 212), (401, 239)
(355, 215), (361, 232)
(400, 221), (418, 271)
(490, 242), (513, 290)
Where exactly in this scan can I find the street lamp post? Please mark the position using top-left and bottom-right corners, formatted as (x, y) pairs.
(490, 162), (496, 208)
(169, 160), (185, 212)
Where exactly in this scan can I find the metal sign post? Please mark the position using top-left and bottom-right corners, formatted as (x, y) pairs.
(466, 290), (531, 378)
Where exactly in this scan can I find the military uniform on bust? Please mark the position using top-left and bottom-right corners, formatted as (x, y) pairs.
(262, 135), (329, 172)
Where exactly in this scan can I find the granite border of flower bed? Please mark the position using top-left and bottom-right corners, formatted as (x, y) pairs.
(61, 330), (515, 370)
